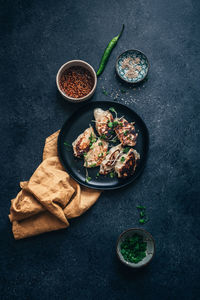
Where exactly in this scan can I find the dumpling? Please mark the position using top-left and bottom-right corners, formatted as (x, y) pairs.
(115, 149), (140, 178)
(94, 108), (114, 140)
(100, 144), (123, 175)
(72, 127), (96, 158)
(84, 138), (108, 168)
(114, 118), (138, 146)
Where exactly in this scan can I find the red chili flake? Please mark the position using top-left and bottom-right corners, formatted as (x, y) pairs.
(59, 66), (94, 99)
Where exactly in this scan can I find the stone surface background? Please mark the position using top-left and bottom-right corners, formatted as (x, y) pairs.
(0, 0), (200, 299)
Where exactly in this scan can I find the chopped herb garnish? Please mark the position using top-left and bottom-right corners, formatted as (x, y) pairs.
(96, 172), (100, 177)
(136, 206), (149, 225)
(109, 107), (116, 113)
(90, 163), (97, 168)
(119, 122), (123, 126)
(86, 176), (92, 182)
(121, 156), (125, 162)
(64, 141), (71, 147)
(83, 153), (87, 157)
(109, 172), (115, 178)
(98, 142), (103, 146)
(100, 134), (107, 140)
(123, 147), (130, 154)
(89, 133), (96, 143)
(109, 107), (117, 118)
(98, 152), (103, 157)
(113, 121), (119, 127)
(124, 130), (128, 136)
(140, 211), (145, 217)
(136, 205), (146, 210)
(64, 141), (72, 151)
(139, 218), (149, 224)
(120, 234), (147, 264)
(106, 151), (109, 155)
(102, 89), (108, 96)
(90, 145), (94, 149)
(108, 121), (113, 128)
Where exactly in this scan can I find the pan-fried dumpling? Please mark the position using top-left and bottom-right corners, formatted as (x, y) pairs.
(115, 149), (140, 178)
(94, 108), (114, 140)
(99, 144), (123, 175)
(114, 118), (138, 146)
(84, 139), (108, 168)
(72, 127), (96, 158)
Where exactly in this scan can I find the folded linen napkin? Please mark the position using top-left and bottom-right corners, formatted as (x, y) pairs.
(9, 130), (101, 240)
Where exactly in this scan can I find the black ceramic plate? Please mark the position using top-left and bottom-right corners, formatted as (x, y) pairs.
(58, 101), (149, 190)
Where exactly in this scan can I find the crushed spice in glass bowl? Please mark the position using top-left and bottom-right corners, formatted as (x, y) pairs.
(116, 49), (149, 84)
(56, 60), (97, 103)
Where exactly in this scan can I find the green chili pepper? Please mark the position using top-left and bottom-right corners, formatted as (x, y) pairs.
(96, 24), (125, 76)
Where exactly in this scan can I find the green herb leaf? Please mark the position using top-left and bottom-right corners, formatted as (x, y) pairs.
(89, 133), (96, 143)
(102, 89), (108, 96)
(124, 130), (128, 136)
(121, 156), (125, 162)
(83, 153), (87, 157)
(90, 163), (97, 168)
(109, 107), (118, 117)
(136, 205), (149, 225)
(98, 142), (103, 146)
(113, 121), (119, 127)
(98, 152), (104, 157)
(86, 176), (92, 182)
(139, 218), (149, 224)
(109, 172), (115, 178)
(108, 121), (113, 128)
(136, 205), (146, 210)
(140, 211), (145, 217)
(96, 172), (100, 177)
(100, 134), (107, 140)
(123, 147), (130, 154)
(64, 141), (72, 147)
(64, 141), (72, 151)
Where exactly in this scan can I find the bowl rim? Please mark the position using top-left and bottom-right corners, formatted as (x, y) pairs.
(115, 49), (150, 84)
(116, 227), (155, 268)
(56, 59), (97, 102)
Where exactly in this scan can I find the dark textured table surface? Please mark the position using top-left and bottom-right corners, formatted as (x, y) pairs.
(1, 1), (200, 299)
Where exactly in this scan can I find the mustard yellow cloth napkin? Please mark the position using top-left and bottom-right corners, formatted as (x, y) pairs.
(9, 130), (101, 239)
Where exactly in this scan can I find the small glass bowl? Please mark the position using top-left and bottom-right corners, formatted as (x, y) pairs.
(116, 49), (149, 83)
(116, 228), (155, 268)
(56, 60), (97, 103)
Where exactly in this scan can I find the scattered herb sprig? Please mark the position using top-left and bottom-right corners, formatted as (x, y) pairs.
(136, 205), (149, 224)
(123, 147), (130, 154)
(110, 171), (115, 178)
(86, 176), (92, 182)
(102, 89), (108, 96)
(109, 107), (118, 118)
(64, 141), (72, 151)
